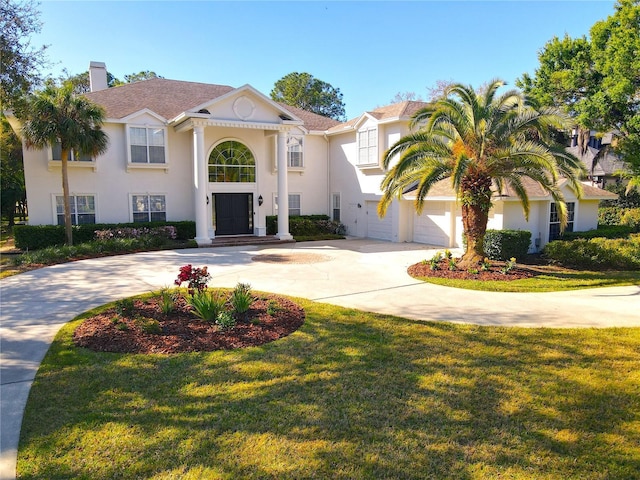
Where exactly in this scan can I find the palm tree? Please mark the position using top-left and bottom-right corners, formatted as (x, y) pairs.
(379, 80), (585, 268)
(20, 83), (108, 245)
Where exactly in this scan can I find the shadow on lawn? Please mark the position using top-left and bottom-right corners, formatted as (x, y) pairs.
(18, 302), (640, 479)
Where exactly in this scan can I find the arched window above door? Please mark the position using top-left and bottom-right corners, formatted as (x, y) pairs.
(208, 140), (256, 182)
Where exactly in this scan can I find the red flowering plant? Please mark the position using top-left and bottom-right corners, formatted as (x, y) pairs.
(174, 264), (211, 294)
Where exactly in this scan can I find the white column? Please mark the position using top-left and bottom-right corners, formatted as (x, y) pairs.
(276, 130), (293, 240)
(193, 125), (211, 245)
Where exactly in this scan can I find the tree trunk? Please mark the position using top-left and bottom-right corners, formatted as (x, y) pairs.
(458, 202), (489, 270)
(578, 127), (591, 155)
(61, 149), (73, 246)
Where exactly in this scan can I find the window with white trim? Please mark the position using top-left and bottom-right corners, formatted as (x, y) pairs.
(208, 140), (256, 182)
(287, 134), (304, 168)
(55, 195), (96, 225)
(332, 193), (341, 222)
(357, 127), (377, 165)
(129, 127), (166, 164)
(549, 202), (575, 241)
(274, 194), (301, 216)
(51, 141), (93, 162)
(131, 194), (166, 222)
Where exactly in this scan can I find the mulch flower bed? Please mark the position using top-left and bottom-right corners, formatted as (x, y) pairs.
(408, 258), (539, 281)
(73, 293), (305, 354)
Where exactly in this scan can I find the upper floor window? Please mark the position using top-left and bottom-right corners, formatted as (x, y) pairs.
(129, 127), (166, 164)
(56, 195), (95, 225)
(51, 142), (92, 162)
(131, 194), (166, 222)
(287, 135), (304, 168)
(549, 202), (575, 241)
(358, 127), (377, 165)
(209, 140), (255, 182)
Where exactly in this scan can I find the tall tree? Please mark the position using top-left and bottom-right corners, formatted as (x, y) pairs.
(379, 80), (584, 268)
(0, 0), (48, 110)
(0, 114), (26, 225)
(517, 0), (640, 178)
(270, 72), (346, 121)
(20, 83), (108, 245)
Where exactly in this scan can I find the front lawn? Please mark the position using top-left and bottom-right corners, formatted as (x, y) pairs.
(18, 299), (640, 479)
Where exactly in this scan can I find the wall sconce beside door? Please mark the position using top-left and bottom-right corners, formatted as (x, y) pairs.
(258, 195), (263, 206)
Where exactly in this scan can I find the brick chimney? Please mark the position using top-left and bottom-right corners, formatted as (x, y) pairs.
(89, 61), (108, 92)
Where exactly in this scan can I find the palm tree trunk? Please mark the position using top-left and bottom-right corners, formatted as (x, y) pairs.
(459, 203), (489, 269)
(60, 149), (73, 246)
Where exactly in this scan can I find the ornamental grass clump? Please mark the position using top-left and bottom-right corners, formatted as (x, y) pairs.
(188, 290), (226, 322)
(230, 282), (254, 321)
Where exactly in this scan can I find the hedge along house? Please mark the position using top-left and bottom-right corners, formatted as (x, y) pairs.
(10, 62), (616, 250)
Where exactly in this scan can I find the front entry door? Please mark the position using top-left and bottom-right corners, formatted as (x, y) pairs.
(214, 193), (253, 235)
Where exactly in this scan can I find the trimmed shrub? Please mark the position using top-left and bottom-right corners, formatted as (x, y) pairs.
(266, 215), (345, 237)
(543, 234), (640, 270)
(599, 207), (625, 226)
(621, 208), (640, 232)
(14, 225), (66, 250)
(561, 226), (632, 240)
(482, 230), (531, 261)
(14, 221), (195, 250)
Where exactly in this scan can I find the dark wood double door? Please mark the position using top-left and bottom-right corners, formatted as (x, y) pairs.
(213, 193), (253, 235)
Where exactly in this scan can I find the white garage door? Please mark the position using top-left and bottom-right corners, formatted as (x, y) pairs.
(366, 201), (393, 241)
(414, 201), (450, 246)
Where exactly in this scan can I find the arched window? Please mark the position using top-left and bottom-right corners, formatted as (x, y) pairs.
(208, 141), (256, 182)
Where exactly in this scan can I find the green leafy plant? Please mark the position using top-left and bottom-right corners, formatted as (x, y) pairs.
(444, 249), (452, 259)
(468, 268), (479, 275)
(135, 316), (162, 334)
(448, 258), (457, 271)
(230, 283), (253, 319)
(216, 311), (236, 330)
(480, 258), (492, 271)
(267, 299), (281, 316)
(429, 252), (443, 271)
(188, 290), (226, 322)
(158, 287), (178, 314)
(500, 257), (517, 275)
(114, 298), (135, 317)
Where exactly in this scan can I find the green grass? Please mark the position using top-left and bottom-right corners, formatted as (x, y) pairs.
(416, 269), (640, 292)
(18, 299), (640, 479)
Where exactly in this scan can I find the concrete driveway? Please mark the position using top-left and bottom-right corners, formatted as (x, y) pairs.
(1, 238), (639, 479)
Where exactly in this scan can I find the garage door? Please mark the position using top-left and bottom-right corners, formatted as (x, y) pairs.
(414, 201), (450, 246)
(366, 201), (393, 241)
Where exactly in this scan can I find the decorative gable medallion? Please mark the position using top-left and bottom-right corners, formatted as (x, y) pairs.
(233, 96), (256, 120)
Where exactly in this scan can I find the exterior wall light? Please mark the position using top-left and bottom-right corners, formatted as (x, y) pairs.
(258, 195), (263, 206)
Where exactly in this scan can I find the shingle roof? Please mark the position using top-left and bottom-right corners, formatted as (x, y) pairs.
(327, 100), (430, 134)
(566, 144), (627, 177)
(404, 177), (617, 200)
(84, 78), (235, 120)
(276, 103), (341, 131)
(83, 78), (341, 131)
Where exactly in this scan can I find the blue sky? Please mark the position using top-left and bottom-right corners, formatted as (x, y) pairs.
(34, 0), (616, 119)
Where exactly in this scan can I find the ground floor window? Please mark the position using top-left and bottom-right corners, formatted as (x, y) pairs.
(274, 193), (301, 216)
(549, 201), (575, 241)
(332, 193), (341, 222)
(132, 194), (166, 222)
(56, 195), (95, 225)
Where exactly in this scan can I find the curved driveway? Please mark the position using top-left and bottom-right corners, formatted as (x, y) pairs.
(1, 238), (639, 479)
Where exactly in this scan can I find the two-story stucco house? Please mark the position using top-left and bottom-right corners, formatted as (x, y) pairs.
(11, 61), (616, 252)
